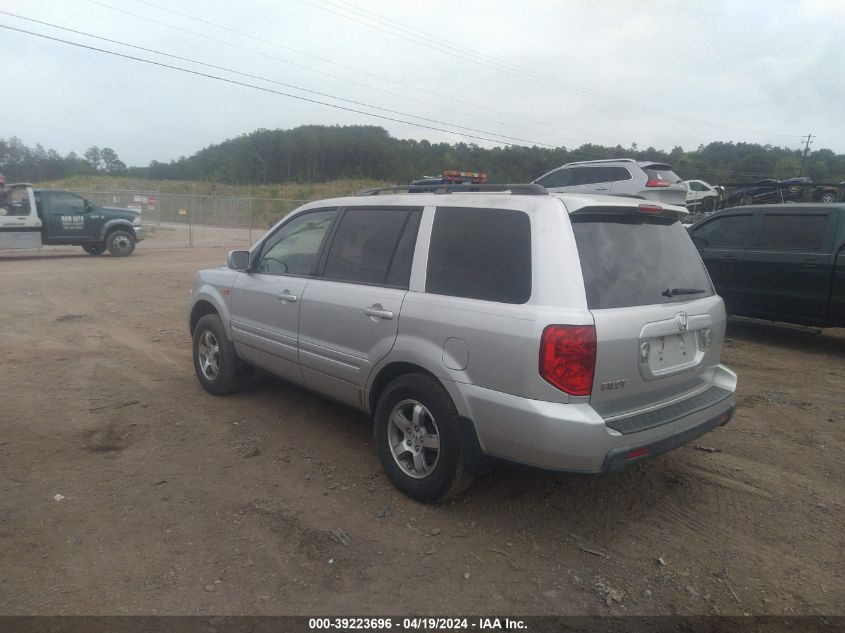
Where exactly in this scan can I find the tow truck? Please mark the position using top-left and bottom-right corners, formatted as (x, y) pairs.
(0, 183), (143, 256)
(409, 170), (488, 191)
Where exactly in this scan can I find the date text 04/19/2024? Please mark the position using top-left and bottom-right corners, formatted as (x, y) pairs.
(308, 617), (527, 630)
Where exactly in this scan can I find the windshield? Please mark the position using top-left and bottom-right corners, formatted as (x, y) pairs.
(571, 213), (714, 310)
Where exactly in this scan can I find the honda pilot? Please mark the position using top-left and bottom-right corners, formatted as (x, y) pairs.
(187, 185), (737, 502)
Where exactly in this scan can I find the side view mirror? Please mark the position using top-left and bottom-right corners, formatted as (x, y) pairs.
(84, 201), (95, 212)
(228, 250), (250, 271)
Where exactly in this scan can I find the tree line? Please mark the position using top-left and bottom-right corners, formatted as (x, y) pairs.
(3, 126), (844, 186)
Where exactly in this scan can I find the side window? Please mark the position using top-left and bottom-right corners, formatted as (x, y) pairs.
(256, 208), (336, 275)
(754, 214), (830, 251)
(567, 168), (590, 186)
(609, 167), (632, 182)
(573, 167), (612, 185)
(537, 169), (572, 189)
(322, 207), (419, 287)
(691, 214), (756, 248)
(50, 193), (86, 214)
(427, 207), (531, 304)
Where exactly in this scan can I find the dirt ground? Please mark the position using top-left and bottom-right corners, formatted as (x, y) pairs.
(1, 237), (843, 617)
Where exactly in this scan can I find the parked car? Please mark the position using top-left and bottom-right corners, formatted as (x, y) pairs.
(727, 177), (812, 207)
(684, 179), (719, 213)
(0, 184), (142, 256)
(532, 159), (688, 207)
(688, 204), (845, 327)
(811, 182), (845, 204)
(187, 185), (737, 502)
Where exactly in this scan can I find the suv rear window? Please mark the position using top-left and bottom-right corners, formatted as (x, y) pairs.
(644, 167), (682, 184)
(572, 213), (714, 310)
(427, 207), (531, 304)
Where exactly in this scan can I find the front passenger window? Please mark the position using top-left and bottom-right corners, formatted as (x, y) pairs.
(691, 214), (755, 248)
(537, 169), (572, 189)
(255, 208), (336, 275)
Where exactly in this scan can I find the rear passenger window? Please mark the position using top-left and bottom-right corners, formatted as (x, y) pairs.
(691, 214), (755, 248)
(323, 207), (419, 287)
(569, 167), (611, 186)
(427, 207), (531, 304)
(608, 167), (632, 182)
(754, 214), (829, 251)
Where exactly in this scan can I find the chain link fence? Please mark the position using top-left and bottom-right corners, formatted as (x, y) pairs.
(76, 189), (308, 249)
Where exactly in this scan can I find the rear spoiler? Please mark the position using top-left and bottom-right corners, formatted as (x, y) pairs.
(569, 203), (690, 221)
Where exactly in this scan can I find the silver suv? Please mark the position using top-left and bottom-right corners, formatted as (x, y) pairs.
(533, 158), (688, 207)
(188, 185), (736, 502)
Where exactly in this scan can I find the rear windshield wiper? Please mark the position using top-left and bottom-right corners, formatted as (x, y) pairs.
(662, 287), (707, 297)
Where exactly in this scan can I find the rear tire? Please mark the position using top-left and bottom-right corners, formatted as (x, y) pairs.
(821, 191), (836, 203)
(106, 229), (136, 257)
(374, 373), (474, 503)
(740, 193), (754, 206)
(192, 314), (246, 395)
(82, 243), (106, 256)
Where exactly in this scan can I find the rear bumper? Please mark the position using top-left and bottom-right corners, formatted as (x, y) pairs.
(448, 364), (737, 474)
(600, 402), (734, 475)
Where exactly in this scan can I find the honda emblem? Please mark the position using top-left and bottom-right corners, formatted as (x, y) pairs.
(676, 312), (688, 332)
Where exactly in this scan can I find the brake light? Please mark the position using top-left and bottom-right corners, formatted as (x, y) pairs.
(539, 325), (597, 396)
(638, 204), (663, 214)
(646, 179), (671, 188)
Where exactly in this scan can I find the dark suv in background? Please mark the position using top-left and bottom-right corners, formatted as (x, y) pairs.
(688, 204), (845, 327)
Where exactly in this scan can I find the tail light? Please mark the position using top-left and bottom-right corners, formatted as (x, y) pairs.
(539, 325), (597, 396)
(646, 179), (671, 188)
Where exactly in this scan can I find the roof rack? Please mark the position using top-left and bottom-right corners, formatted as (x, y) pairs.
(356, 183), (548, 196)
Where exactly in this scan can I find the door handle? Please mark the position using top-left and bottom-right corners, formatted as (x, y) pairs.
(720, 255), (736, 261)
(277, 291), (298, 303)
(365, 305), (394, 320)
(595, 187), (609, 191)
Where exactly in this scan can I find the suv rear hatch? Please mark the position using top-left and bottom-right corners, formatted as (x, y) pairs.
(642, 164), (688, 207)
(571, 206), (725, 420)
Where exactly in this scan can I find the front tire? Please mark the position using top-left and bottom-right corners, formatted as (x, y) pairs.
(740, 193), (754, 206)
(821, 191), (837, 203)
(374, 373), (474, 503)
(106, 229), (136, 257)
(192, 314), (245, 395)
(82, 243), (107, 256)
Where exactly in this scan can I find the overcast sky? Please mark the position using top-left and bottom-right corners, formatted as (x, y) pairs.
(2, 0), (843, 166)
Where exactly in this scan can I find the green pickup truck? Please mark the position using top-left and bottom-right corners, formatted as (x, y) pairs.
(0, 183), (143, 256)
(688, 203), (845, 328)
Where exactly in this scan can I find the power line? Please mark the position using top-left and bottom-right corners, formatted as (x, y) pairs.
(123, 0), (616, 145)
(299, 0), (802, 141)
(1, 20), (784, 179)
(0, 23), (561, 148)
(0, 11), (558, 148)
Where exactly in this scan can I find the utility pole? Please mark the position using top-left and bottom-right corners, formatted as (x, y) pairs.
(798, 133), (815, 176)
